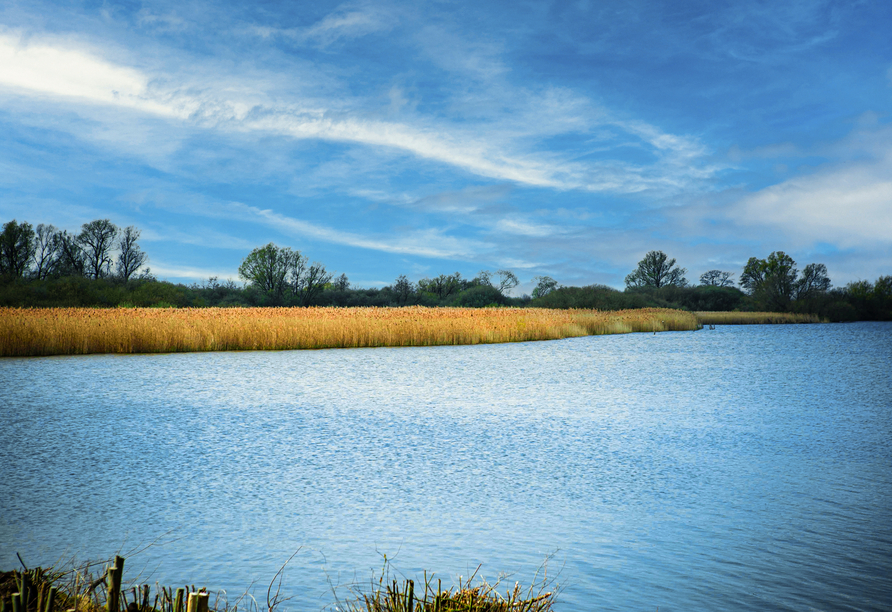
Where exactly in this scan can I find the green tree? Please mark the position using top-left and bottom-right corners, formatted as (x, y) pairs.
(238, 243), (300, 301)
(739, 251), (797, 311)
(418, 273), (463, 301)
(739, 251), (831, 312)
(451, 284), (507, 307)
(625, 250), (688, 288)
(0, 219), (36, 278)
(332, 273), (350, 291)
(78, 219), (119, 279)
(795, 263), (831, 300)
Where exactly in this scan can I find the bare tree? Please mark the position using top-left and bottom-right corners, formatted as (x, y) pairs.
(699, 270), (735, 287)
(496, 269), (519, 294)
(116, 225), (148, 281)
(532, 276), (559, 298)
(293, 259), (332, 306)
(79, 219), (118, 279)
(392, 275), (416, 305)
(474, 270), (494, 286)
(33, 224), (60, 280)
(55, 230), (86, 277)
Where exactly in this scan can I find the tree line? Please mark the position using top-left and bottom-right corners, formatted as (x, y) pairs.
(534, 249), (890, 321)
(2, 219), (889, 320)
(1, 219), (149, 282)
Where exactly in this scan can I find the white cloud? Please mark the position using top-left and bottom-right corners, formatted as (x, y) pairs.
(250, 4), (394, 48)
(0, 29), (719, 196)
(729, 157), (892, 248)
(242, 204), (488, 259)
(1, 33), (141, 104)
(494, 218), (561, 238)
(149, 260), (240, 282)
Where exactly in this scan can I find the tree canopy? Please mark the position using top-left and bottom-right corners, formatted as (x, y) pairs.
(0, 220), (36, 278)
(625, 251), (688, 289)
(739, 251), (831, 311)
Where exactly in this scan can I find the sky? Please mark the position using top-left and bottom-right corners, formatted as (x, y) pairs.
(1, 0), (890, 293)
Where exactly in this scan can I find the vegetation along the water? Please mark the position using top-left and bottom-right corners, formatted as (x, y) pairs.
(0, 555), (557, 612)
(1, 218), (889, 321)
(0, 306), (700, 357)
(695, 311), (824, 325)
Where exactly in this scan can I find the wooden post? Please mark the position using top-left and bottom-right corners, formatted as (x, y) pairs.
(174, 589), (185, 612)
(45, 587), (57, 612)
(406, 580), (414, 612)
(186, 592), (208, 612)
(107, 556), (125, 612)
(19, 571), (30, 612)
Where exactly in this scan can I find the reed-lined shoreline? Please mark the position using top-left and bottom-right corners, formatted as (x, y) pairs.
(695, 311), (825, 325)
(0, 306), (700, 357)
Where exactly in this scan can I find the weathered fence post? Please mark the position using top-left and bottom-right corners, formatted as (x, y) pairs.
(174, 588), (185, 612)
(186, 592), (208, 612)
(45, 587), (57, 612)
(107, 556), (125, 612)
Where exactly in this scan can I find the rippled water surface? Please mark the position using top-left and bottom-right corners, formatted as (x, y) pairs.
(2, 322), (891, 611)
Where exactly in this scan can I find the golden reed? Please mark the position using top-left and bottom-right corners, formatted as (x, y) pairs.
(0, 306), (700, 357)
(695, 311), (824, 325)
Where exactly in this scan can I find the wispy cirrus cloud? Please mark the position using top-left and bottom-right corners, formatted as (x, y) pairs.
(0, 29), (719, 196)
(249, 3), (395, 48)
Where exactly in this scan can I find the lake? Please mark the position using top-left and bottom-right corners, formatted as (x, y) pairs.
(1, 322), (890, 611)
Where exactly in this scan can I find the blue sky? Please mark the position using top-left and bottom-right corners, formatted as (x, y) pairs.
(1, 0), (890, 293)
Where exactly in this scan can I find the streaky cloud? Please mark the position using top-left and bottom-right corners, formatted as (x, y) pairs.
(0, 30), (719, 196)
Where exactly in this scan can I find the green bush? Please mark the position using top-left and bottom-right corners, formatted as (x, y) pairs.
(449, 285), (508, 308)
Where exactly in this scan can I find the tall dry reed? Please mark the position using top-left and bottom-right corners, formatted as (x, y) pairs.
(695, 311), (825, 325)
(0, 306), (700, 357)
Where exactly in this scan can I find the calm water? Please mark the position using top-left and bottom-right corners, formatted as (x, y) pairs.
(1, 323), (891, 611)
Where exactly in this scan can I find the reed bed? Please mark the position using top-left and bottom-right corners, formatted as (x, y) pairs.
(0, 306), (700, 357)
(695, 311), (825, 325)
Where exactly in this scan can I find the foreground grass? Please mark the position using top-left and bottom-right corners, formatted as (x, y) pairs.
(0, 306), (700, 357)
(1, 555), (557, 612)
(695, 311), (825, 325)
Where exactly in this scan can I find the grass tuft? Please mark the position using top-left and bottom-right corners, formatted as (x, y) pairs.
(1, 555), (557, 612)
